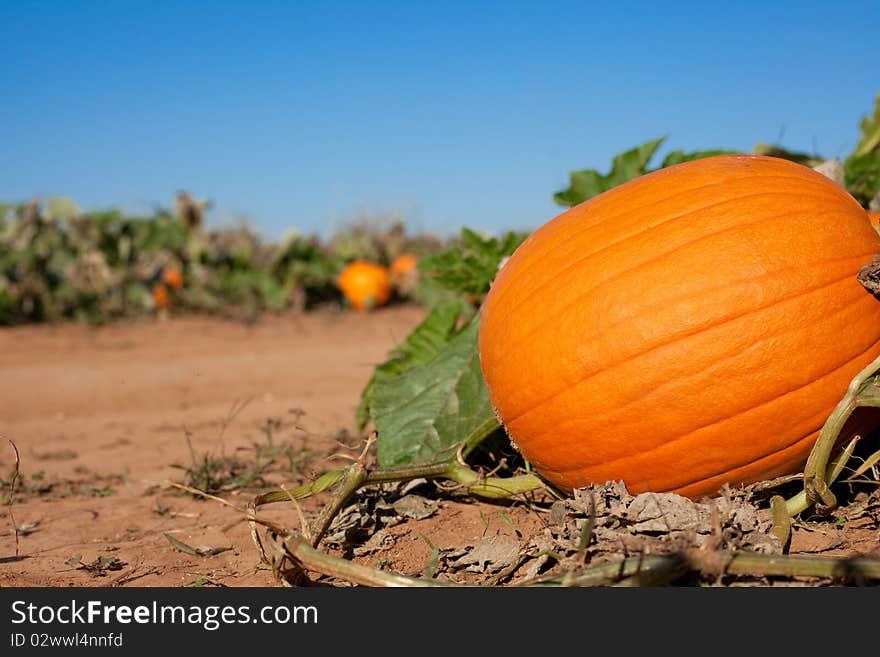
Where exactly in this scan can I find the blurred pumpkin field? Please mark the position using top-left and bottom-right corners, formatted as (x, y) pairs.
(0, 193), (452, 325)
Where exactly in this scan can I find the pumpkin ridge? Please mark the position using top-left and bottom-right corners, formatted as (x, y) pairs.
(508, 168), (843, 281)
(559, 292), (880, 466)
(553, 426), (821, 496)
(543, 330), (880, 485)
(488, 177), (851, 316)
(488, 247), (873, 376)
(574, 251), (874, 359)
(488, 216), (876, 408)
(499, 265), (873, 428)
(669, 430), (822, 497)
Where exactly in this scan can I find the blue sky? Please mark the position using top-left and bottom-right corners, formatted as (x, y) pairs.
(1, 1), (877, 239)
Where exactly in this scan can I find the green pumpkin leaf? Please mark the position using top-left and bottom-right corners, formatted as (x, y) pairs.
(751, 144), (824, 167)
(842, 94), (880, 208)
(418, 228), (528, 299)
(852, 93), (880, 158)
(843, 151), (880, 208)
(554, 169), (605, 207)
(357, 301), (464, 430)
(660, 149), (740, 168)
(607, 137), (667, 184)
(553, 137), (666, 207)
(372, 315), (499, 467)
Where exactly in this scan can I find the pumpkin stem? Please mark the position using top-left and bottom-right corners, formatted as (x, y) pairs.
(857, 255), (880, 297)
(786, 436), (859, 516)
(791, 351), (880, 515)
(769, 495), (792, 549)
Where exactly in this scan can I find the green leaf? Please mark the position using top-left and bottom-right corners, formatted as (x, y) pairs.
(843, 94), (880, 208)
(607, 137), (667, 184)
(372, 316), (499, 467)
(553, 137), (666, 207)
(553, 169), (605, 207)
(843, 151), (880, 207)
(418, 228), (528, 299)
(852, 93), (880, 158)
(357, 301), (464, 430)
(660, 149), (740, 168)
(751, 144), (823, 167)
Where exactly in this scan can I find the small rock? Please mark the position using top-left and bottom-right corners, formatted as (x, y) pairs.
(352, 529), (395, 557)
(626, 493), (707, 533)
(453, 534), (520, 573)
(391, 495), (439, 521)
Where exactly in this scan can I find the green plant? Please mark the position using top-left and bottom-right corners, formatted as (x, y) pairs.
(0, 199), (450, 325)
(553, 137), (738, 207)
(553, 92), (880, 211)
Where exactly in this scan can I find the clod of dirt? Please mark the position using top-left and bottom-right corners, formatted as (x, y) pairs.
(326, 485), (440, 547)
(837, 489), (880, 524)
(76, 555), (127, 576)
(452, 534), (521, 573)
(624, 491), (761, 535)
(389, 495), (439, 521)
(352, 529), (395, 557)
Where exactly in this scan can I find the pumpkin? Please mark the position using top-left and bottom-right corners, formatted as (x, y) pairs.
(338, 260), (391, 311)
(869, 211), (880, 231)
(152, 282), (170, 310)
(389, 253), (419, 295)
(161, 267), (184, 291)
(478, 155), (880, 499)
(390, 253), (419, 277)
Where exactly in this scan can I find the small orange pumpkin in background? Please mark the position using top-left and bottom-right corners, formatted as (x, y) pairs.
(868, 211), (880, 231)
(152, 282), (171, 310)
(338, 261), (391, 311)
(389, 253), (419, 296)
(479, 155), (880, 500)
(161, 267), (184, 291)
(390, 253), (418, 277)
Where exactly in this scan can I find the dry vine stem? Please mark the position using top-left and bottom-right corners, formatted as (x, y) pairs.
(5, 439), (21, 557)
(236, 443), (880, 586)
(790, 349), (880, 515)
(265, 525), (880, 587)
(269, 527), (800, 586)
(252, 450), (551, 547)
(246, 484), (880, 586)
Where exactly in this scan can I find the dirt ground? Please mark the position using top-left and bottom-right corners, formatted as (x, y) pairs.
(1, 307), (878, 587)
(0, 306), (546, 587)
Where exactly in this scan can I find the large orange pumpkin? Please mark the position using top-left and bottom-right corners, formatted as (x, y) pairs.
(338, 261), (391, 311)
(479, 155), (880, 499)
